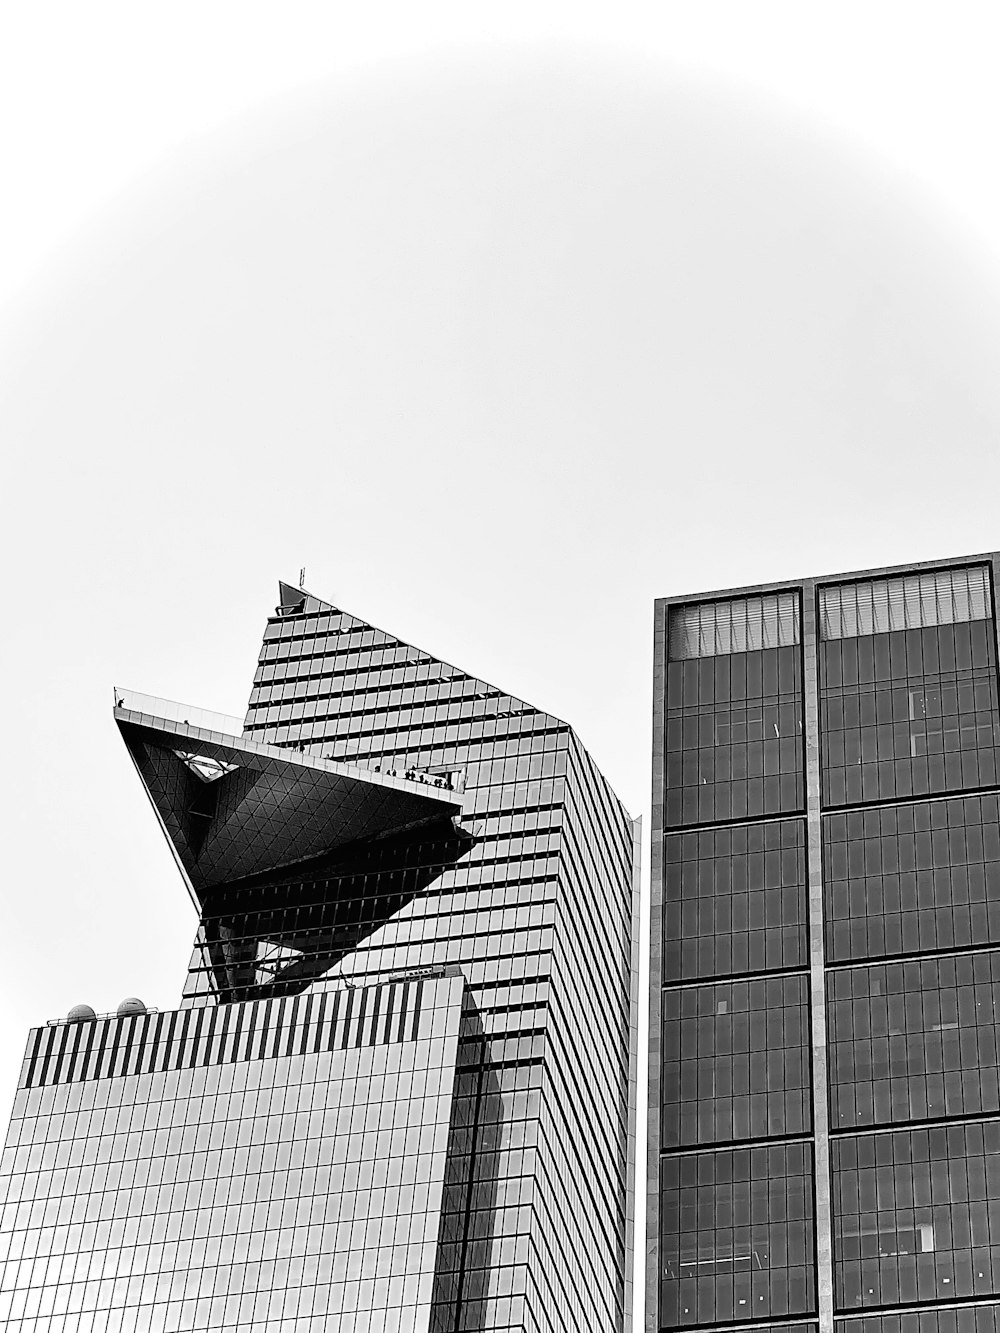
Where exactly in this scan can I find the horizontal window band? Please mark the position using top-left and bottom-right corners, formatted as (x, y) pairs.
(660, 966), (812, 991)
(669, 593), (801, 660)
(658, 1310), (819, 1333)
(672, 1323), (818, 1333)
(832, 1297), (1000, 1321)
(822, 779), (1000, 818)
(659, 812), (808, 837)
(659, 1129), (814, 1157)
(831, 1109), (1000, 1141)
(659, 1132), (812, 1158)
(661, 807), (808, 834)
(835, 1298), (1000, 1322)
(824, 943), (1000, 972)
(820, 567), (992, 640)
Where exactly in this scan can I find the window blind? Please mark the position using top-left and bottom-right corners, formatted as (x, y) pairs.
(668, 592), (800, 659)
(819, 566), (991, 640)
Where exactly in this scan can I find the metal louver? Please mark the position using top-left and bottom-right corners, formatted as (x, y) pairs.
(668, 592), (800, 659)
(820, 567), (991, 639)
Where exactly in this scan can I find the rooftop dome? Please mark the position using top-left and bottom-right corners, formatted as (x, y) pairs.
(116, 997), (146, 1016)
(67, 1003), (97, 1022)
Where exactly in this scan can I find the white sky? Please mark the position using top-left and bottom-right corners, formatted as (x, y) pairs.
(4, 3), (1000, 1321)
(4, 0), (1000, 312)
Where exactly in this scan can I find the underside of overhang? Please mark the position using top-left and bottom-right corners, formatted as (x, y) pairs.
(115, 706), (473, 1001)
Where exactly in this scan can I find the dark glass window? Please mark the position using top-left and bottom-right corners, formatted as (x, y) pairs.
(662, 973), (811, 1147)
(835, 1307), (1000, 1333)
(820, 620), (1000, 808)
(824, 796), (1000, 963)
(829, 952), (1000, 1129)
(660, 1142), (816, 1327)
(663, 820), (808, 982)
(834, 1121), (1000, 1310)
(665, 646), (804, 828)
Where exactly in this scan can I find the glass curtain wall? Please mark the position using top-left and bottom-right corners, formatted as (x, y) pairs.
(820, 565), (1000, 1333)
(222, 586), (638, 1333)
(0, 975), (475, 1333)
(653, 556), (1000, 1333)
(124, 583), (638, 1333)
(655, 590), (816, 1332)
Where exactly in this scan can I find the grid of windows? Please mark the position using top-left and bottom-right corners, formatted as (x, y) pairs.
(824, 797), (1000, 964)
(107, 583), (637, 1333)
(744, 1326), (819, 1333)
(659, 1142), (816, 1328)
(820, 618), (1000, 808)
(661, 974), (811, 1148)
(654, 558), (1000, 1333)
(656, 593), (812, 1333)
(833, 1121), (1000, 1311)
(0, 979), (473, 1333)
(663, 626), (804, 828)
(836, 1307), (1000, 1333)
(829, 952), (1000, 1129)
(662, 821), (808, 983)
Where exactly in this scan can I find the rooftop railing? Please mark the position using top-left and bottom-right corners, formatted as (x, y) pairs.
(399, 766), (466, 794)
(47, 1007), (160, 1027)
(113, 689), (244, 737)
(113, 691), (466, 795)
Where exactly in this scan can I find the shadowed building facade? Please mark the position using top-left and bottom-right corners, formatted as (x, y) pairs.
(0, 583), (638, 1333)
(650, 555), (1000, 1333)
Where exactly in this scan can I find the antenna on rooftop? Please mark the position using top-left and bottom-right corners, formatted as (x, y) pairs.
(299, 567), (306, 589)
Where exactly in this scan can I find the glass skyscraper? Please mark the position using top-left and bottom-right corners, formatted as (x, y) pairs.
(0, 582), (639, 1333)
(649, 554), (1000, 1333)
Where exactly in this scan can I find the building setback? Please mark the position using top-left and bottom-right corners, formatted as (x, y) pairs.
(650, 554), (1000, 1333)
(0, 582), (638, 1333)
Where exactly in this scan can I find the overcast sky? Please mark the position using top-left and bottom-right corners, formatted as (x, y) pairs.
(4, 6), (1000, 1311)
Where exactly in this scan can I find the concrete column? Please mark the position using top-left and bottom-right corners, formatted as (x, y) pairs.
(647, 600), (667, 1332)
(802, 581), (835, 1333)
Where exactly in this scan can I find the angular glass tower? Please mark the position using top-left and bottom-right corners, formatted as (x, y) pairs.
(649, 554), (1000, 1333)
(0, 583), (639, 1333)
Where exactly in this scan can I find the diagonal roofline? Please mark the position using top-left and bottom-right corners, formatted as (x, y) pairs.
(272, 577), (575, 735)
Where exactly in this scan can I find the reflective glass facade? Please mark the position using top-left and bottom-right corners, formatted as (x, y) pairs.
(0, 975), (476, 1333)
(659, 1142), (815, 1327)
(651, 556), (1000, 1333)
(1, 582), (638, 1333)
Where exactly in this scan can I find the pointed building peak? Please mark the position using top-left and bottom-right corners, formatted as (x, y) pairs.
(276, 580), (338, 619)
(262, 579), (574, 735)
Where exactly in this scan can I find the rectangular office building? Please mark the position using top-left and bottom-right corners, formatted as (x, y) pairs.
(0, 972), (484, 1333)
(650, 555), (1000, 1333)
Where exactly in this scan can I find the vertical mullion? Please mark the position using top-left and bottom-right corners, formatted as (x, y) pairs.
(803, 580), (834, 1333)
